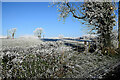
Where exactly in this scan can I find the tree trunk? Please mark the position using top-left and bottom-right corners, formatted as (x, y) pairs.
(12, 33), (14, 39)
(38, 34), (41, 39)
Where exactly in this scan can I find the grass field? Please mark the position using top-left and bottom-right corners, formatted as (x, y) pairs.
(0, 38), (120, 79)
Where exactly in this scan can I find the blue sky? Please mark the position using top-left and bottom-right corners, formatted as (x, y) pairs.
(2, 2), (118, 38)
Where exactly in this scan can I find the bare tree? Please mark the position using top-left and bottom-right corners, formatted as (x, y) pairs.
(59, 34), (64, 39)
(9, 28), (17, 39)
(7, 30), (11, 39)
(34, 28), (43, 39)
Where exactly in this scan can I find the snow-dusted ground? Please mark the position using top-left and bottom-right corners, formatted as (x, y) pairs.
(1, 38), (42, 48)
(0, 38), (120, 79)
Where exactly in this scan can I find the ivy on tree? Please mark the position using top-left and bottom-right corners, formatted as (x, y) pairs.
(54, 1), (117, 53)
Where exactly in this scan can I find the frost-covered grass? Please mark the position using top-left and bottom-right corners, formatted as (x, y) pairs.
(0, 38), (120, 79)
(1, 38), (42, 48)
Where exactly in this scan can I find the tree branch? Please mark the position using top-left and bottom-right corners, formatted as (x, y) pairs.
(66, 3), (86, 19)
